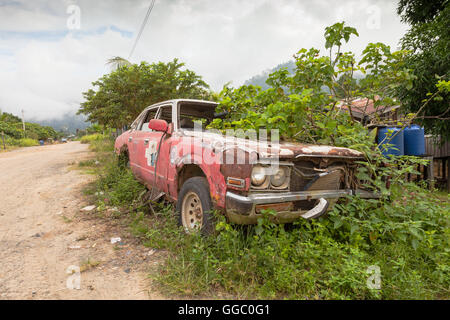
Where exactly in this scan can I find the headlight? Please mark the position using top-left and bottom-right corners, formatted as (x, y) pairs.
(270, 167), (288, 187)
(251, 165), (267, 186)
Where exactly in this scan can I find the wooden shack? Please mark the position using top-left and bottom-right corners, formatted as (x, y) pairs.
(425, 135), (450, 192)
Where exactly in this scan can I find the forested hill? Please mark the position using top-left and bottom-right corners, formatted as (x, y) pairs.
(244, 61), (295, 89)
(32, 113), (90, 134)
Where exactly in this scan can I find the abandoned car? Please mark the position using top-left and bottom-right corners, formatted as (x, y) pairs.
(115, 99), (377, 233)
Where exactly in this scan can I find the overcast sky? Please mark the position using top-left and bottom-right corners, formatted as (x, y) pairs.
(0, 0), (408, 120)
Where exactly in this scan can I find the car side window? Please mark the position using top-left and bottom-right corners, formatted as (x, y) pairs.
(155, 105), (172, 123)
(138, 108), (158, 131)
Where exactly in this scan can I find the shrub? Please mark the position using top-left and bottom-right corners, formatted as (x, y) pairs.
(13, 138), (39, 147)
(80, 133), (105, 144)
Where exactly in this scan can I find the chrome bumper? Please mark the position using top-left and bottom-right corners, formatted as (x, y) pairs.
(226, 189), (378, 205)
(225, 189), (379, 224)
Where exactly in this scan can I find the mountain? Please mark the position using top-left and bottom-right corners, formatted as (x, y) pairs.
(244, 60), (296, 89)
(244, 60), (365, 95)
(32, 112), (90, 134)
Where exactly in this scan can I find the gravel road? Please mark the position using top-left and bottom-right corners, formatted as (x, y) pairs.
(0, 142), (162, 299)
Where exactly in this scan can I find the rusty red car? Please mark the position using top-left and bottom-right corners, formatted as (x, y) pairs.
(115, 99), (377, 233)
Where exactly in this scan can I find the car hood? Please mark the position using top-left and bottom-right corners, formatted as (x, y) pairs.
(180, 130), (365, 160)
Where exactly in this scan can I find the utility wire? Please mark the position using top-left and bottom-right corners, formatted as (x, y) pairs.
(128, 0), (156, 60)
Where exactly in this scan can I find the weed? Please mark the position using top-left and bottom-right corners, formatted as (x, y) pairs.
(61, 215), (72, 223)
(80, 133), (104, 144)
(79, 258), (101, 272)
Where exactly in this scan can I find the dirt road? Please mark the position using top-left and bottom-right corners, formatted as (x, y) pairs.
(0, 142), (162, 299)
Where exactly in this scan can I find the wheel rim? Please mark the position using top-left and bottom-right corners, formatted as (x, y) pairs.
(181, 191), (203, 231)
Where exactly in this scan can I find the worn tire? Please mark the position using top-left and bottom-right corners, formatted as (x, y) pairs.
(177, 177), (215, 235)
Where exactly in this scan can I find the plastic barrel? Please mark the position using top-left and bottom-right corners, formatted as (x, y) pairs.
(377, 127), (404, 157)
(404, 125), (425, 156)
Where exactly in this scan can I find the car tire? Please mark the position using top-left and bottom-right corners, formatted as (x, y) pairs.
(177, 177), (215, 235)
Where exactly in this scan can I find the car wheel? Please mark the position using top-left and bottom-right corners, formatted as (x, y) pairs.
(177, 177), (214, 235)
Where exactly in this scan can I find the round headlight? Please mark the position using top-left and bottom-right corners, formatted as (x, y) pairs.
(251, 165), (267, 186)
(270, 167), (287, 187)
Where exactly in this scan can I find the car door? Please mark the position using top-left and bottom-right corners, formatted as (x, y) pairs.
(125, 112), (144, 178)
(138, 104), (173, 193)
(129, 107), (158, 181)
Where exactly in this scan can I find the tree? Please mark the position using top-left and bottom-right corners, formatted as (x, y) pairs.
(397, 0), (448, 24)
(396, 0), (449, 140)
(106, 56), (132, 71)
(78, 59), (211, 129)
(210, 22), (417, 153)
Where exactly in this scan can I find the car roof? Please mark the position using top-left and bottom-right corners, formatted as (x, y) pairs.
(144, 99), (218, 110)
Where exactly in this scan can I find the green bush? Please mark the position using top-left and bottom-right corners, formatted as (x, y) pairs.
(18, 138), (39, 147)
(95, 157), (146, 209)
(80, 133), (105, 144)
(7, 138), (39, 147)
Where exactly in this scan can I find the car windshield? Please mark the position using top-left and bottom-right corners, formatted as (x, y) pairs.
(179, 103), (219, 130)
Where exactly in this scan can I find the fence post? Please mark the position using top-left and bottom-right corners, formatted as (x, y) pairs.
(1, 131), (5, 150)
(426, 156), (434, 190)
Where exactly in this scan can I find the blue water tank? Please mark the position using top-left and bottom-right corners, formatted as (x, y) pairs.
(378, 127), (404, 157)
(404, 124), (425, 156)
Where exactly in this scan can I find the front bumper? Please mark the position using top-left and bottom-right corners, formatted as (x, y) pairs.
(225, 189), (379, 224)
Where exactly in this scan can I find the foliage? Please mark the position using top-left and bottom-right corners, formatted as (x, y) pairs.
(397, 0), (448, 24)
(96, 159), (146, 209)
(209, 22), (418, 155)
(78, 59), (211, 129)
(397, 2), (450, 140)
(9, 138), (39, 147)
(0, 111), (59, 145)
(80, 133), (105, 144)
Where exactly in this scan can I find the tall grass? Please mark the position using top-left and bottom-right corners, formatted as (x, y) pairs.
(4, 137), (39, 147)
(80, 133), (105, 144)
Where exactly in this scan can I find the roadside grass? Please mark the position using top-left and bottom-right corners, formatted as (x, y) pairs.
(1, 137), (39, 150)
(80, 133), (105, 144)
(80, 138), (450, 300)
(15, 138), (39, 147)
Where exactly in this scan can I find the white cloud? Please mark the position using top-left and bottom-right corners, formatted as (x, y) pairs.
(0, 0), (408, 120)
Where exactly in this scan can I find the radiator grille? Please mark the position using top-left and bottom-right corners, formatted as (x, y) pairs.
(307, 169), (343, 191)
(290, 161), (345, 192)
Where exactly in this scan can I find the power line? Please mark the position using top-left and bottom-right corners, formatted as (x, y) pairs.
(128, 0), (156, 60)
